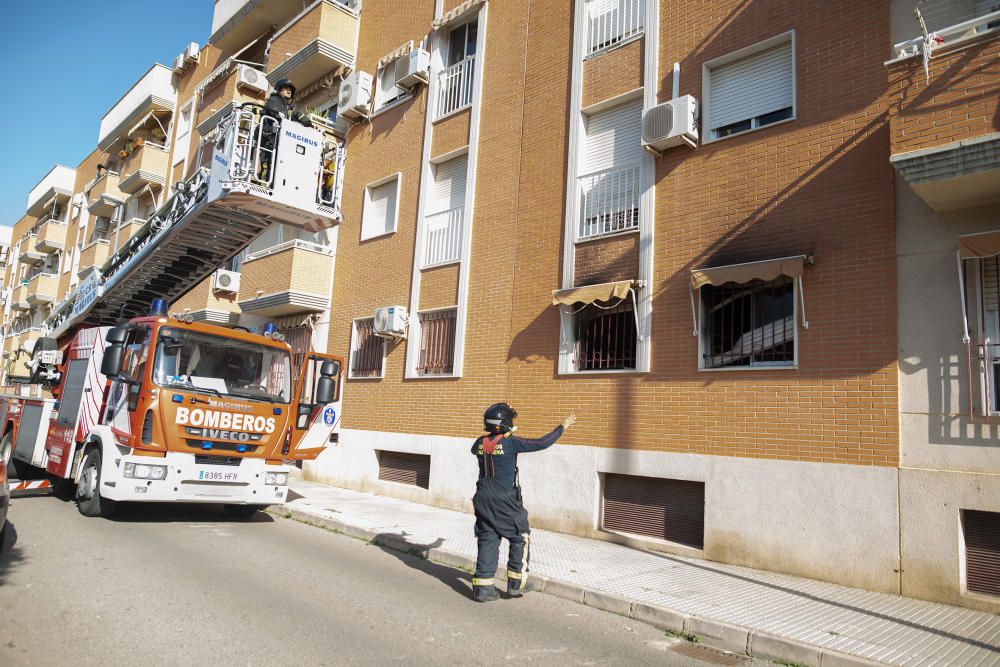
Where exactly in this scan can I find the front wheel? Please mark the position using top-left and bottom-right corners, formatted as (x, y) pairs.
(223, 504), (267, 519)
(76, 449), (116, 518)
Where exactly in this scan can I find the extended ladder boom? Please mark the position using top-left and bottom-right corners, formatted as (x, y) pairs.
(46, 106), (345, 340)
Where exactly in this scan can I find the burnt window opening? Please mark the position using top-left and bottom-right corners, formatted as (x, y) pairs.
(701, 276), (795, 369)
(574, 298), (637, 371)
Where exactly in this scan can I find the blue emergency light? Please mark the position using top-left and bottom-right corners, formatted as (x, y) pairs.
(150, 298), (168, 316)
(263, 323), (278, 337)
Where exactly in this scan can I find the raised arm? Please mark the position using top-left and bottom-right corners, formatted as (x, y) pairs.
(511, 414), (576, 453)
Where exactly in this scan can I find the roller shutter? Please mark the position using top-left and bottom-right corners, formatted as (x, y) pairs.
(378, 451), (431, 489)
(603, 473), (705, 549)
(708, 41), (793, 132)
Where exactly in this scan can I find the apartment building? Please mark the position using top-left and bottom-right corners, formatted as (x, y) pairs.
(1, 0), (997, 610)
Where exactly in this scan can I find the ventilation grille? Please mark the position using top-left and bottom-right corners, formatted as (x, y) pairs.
(378, 451), (430, 489)
(603, 473), (705, 549)
(965, 509), (1000, 597)
(194, 455), (243, 466)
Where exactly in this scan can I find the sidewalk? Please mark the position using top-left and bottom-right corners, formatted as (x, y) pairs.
(276, 480), (1000, 667)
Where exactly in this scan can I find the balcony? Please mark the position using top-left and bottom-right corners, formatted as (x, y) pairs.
(119, 142), (169, 194)
(25, 273), (58, 305)
(266, 0), (359, 89)
(115, 217), (146, 250)
(578, 164), (640, 240)
(196, 62), (268, 135)
(237, 240), (334, 316)
(78, 240), (111, 277)
(172, 277), (240, 325)
(210, 0), (314, 54)
(25, 165), (75, 217)
(34, 218), (68, 253)
(887, 7), (1000, 211)
(436, 56), (475, 119)
(422, 207), (464, 267)
(10, 284), (30, 312)
(86, 172), (125, 218)
(97, 65), (176, 154)
(18, 236), (44, 265)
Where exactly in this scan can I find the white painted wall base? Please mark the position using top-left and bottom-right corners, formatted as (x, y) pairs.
(304, 428), (902, 594)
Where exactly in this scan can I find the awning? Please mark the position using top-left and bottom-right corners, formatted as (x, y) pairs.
(959, 231), (1000, 259)
(690, 255), (806, 290)
(378, 41), (414, 69)
(432, 0), (486, 29)
(689, 255), (810, 335)
(551, 280), (633, 306)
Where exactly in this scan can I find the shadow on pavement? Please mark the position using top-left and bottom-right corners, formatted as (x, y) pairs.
(0, 521), (25, 586)
(371, 532), (472, 599)
(108, 503), (276, 524)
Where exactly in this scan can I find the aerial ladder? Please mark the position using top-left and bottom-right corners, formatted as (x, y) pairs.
(1, 106), (347, 512)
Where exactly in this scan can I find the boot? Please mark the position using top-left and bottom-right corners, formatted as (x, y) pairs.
(473, 584), (499, 603)
(507, 575), (534, 598)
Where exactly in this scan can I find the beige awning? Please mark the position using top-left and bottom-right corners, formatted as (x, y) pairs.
(552, 280), (633, 306)
(432, 0), (486, 29)
(690, 255), (806, 290)
(959, 231), (1000, 259)
(378, 41), (414, 69)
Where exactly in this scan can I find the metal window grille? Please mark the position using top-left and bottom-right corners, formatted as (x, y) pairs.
(378, 450), (431, 489)
(603, 473), (705, 549)
(963, 509), (1000, 597)
(701, 276), (795, 369)
(578, 164), (640, 239)
(436, 55), (476, 118)
(417, 309), (457, 375)
(351, 319), (383, 378)
(978, 257), (1000, 414)
(423, 207), (464, 267)
(575, 299), (637, 371)
(586, 0), (645, 56)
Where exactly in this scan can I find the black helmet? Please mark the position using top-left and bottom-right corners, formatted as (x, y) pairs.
(274, 78), (296, 97)
(483, 403), (517, 434)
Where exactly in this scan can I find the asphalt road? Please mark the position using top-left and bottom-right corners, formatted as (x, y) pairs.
(0, 496), (767, 666)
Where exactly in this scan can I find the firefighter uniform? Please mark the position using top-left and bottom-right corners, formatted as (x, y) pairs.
(471, 425), (564, 602)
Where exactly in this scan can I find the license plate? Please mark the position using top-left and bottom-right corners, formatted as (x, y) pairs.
(197, 469), (240, 482)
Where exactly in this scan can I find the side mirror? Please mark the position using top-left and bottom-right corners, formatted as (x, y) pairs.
(315, 377), (335, 405)
(101, 347), (124, 378)
(320, 360), (339, 378)
(106, 327), (128, 345)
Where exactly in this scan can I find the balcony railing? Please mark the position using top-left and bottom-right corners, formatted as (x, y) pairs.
(87, 172), (125, 218)
(244, 239), (334, 262)
(423, 207), (464, 267)
(238, 239), (334, 316)
(26, 273), (58, 305)
(79, 240), (111, 275)
(266, 0), (359, 87)
(120, 142), (169, 194)
(585, 0), (645, 56)
(578, 164), (640, 240)
(34, 218), (68, 253)
(436, 56), (475, 119)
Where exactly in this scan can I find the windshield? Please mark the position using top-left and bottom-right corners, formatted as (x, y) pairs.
(152, 327), (292, 403)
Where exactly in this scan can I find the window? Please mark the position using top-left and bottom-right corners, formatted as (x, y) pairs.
(173, 101), (193, 167)
(977, 256), (1000, 413)
(700, 276), (795, 369)
(437, 20), (478, 118)
(90, 218), (112, 244)
(423, 155), (467, 266)
(416, 309), (457, 376)
(376, 57), (409, 110)
(578, 100), (642, 240)
(350, 318), (385, 379)
(447, 20), (478, 66)
(963, 509), (1000, 597)
(585, 0), (645, 56)
(704, 34), (795, 141)
(362, 175), (400, 240)
(574, 298), (637, 371)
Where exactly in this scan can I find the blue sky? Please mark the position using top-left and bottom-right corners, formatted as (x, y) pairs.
(0, 1), (214, 228)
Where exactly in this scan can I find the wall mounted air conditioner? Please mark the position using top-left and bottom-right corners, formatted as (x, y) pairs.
(212, 269), (241, 294)
(396, 49), (431, 88)
(172, 54), (186, 73)
(373, 305), (408, 339)
(642, 94), (698, 153)
(338, 71), (374, 119)
(236, 65), (269, 95)
(183, 42), (201, 63)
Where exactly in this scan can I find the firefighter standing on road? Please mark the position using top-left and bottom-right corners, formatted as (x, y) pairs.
(470, 403), (576, 603)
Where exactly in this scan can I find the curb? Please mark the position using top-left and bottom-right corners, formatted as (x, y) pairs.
(273, 503), (890, 667)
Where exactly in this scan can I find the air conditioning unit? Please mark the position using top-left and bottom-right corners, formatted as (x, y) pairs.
(373, 305), (408, 339)
(396, 49), (431, 88)
(183, 42), (201, 63)
(172, 54), (186, 73)
(642, 94), (699, 152)
(212, 269), (241, 294)
(338, 71), (374, 119)
(236, 65), (269, 95)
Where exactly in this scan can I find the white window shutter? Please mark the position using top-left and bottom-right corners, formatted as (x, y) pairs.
(364, 179), (398, 238)
(709, 42), (793, 131)
(430, 154), (468, 213)
(582, 99), (643, 175)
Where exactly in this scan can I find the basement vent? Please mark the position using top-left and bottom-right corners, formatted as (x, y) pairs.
(964, 509), (1000, 598)
(378, 451), (430, 489)
(602, 473), (705, 549)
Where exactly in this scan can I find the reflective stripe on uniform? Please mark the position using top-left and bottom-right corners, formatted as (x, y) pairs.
(506, 570), (522, 580)
(522, 534), (531, 586)
(472, 577), (494, 587)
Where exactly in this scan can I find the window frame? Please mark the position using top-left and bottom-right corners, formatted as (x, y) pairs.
(348, 317), (386, 380)
(361, 173), (402, 241)
(701, 31), (797, 145)
(415, 307), (458, 378)
(571, 297), (640, 374)
(173, 100), (194, 167)
(696, 276), (799, 372)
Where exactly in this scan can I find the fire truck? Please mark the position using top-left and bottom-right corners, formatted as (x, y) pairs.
(0, 105), (346, 518)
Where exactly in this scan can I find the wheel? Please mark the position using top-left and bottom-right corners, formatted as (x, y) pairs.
(223, 504), (267, 519)
(0, 431), (11, 467)
(76, 449), (116, 518)
(0, 431), (26, 479)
